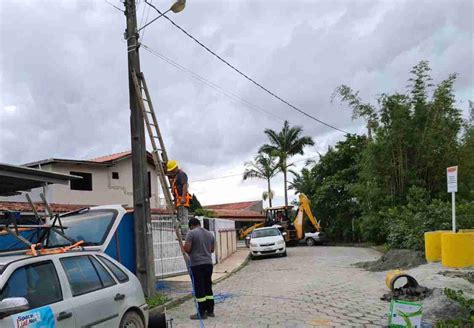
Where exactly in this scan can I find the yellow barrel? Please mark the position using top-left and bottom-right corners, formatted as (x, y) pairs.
(441, 232), (474, 268)
(424, 231), (444, 262)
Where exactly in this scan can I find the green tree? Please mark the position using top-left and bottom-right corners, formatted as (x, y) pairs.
(334, 61), (468, 245)
(289, 168), (315, 195)
(259, 120), (314, 206)
(306, 134), (367, 241)
(243, 153), (279, 207)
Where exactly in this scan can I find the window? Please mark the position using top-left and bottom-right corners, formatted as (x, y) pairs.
(47, 210), (116, 247)
(112, 172), (119, 179)
(97, 255), (129, 283)
(70, 171), (93, 191)
(90, 256), (116, 288)
(0, 261), (62, 310)
(251, 228), (281, 238)
(147, 171), (152, 198)
(61, 255), (115, 297)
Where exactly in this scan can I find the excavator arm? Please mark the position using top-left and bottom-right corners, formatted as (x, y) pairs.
(294, 193), (321, 240)
(239, 222), (264, 239)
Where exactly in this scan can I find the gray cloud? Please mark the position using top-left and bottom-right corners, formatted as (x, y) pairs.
(1, 0), (472, 204)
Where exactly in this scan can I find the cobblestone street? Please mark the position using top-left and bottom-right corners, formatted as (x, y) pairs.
(168, 247), (390, 327)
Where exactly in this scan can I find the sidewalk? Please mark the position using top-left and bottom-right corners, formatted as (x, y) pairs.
(151, 248), (250, 314)
(163, 248), (249, 283)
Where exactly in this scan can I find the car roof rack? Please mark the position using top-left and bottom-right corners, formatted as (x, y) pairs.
(0, 192), (83, 256)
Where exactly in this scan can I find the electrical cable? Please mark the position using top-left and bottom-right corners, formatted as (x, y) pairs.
(141, 44), (285, 123)
(143, 4), (350, 134)
(141, 2), (153, 40)
(190, 155), (319, 183)
(104, 0), (124, 13)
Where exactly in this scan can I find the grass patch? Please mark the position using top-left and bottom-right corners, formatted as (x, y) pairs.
(146, 293), (170, 309)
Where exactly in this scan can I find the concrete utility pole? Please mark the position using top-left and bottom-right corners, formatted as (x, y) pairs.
(124, 0), (155, 297)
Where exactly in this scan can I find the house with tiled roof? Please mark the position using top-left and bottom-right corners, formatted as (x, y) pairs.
(0, 151), (164, 208)
(204, 200), (265, 234)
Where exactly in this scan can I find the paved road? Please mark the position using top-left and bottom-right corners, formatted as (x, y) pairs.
(167, 247), (390, 327)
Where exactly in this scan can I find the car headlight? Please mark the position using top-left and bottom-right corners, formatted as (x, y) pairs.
(277, 239), (285, 245)
(250, 242), (258, 247)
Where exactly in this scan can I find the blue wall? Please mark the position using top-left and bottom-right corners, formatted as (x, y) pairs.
(105, 212), (137, 274)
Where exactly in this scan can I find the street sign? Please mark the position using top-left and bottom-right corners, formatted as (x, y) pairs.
(447, 166), (458, 193)
(447, 166), (458, 232)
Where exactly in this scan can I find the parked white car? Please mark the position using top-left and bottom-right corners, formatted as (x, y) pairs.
(300, 231), (326, 246)
(0, 251), (148, 328)
(249, 227), (287, 259)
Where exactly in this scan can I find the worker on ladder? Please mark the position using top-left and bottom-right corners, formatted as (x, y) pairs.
(167, 160), (192, 235)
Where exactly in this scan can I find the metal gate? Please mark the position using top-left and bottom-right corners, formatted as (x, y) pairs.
(151, 217), (187, 277)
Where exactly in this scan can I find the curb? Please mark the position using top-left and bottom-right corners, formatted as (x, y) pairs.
(213, 252), (250, 284)
(149, 252), (250, 315)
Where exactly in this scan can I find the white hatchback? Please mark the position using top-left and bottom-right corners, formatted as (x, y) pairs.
(0, 251), (148, 328)
(249, 227), (287, 259)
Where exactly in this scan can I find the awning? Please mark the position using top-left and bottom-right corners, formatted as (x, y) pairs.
(0, 163), (81, 196)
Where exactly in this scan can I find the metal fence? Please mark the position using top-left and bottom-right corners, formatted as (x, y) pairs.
(151, 216), (232, 277)
(151, 216), (187, 278)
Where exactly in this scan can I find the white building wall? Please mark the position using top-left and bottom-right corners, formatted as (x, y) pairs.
(0, 159), (163, 208)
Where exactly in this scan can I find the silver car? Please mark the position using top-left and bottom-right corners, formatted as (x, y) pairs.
(0, 251), (148, 328)
(300, 231), (326, 246)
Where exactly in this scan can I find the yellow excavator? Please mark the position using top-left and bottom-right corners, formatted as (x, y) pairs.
(242, 193), (322, 246)
(293, 193), (321, 239)
(239, 222), (264, 240)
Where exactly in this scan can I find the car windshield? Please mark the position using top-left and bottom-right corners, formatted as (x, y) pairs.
(47, 210), (116, 247)
(251, 228), (280, 238)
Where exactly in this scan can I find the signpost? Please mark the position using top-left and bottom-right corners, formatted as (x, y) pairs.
(447, 166), (458, 233)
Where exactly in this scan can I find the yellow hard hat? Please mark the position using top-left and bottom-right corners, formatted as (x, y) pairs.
(167, 160), (178, 172)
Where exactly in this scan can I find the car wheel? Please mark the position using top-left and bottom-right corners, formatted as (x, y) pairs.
(250, 254), (255, 260)
(306, 238), (316, 246)
(120, 311), (144, 328)
(281, 250), (287, 257)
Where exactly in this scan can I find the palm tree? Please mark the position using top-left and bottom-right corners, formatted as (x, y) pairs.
(243, 153), (279, 207)
(259, 120), (314, 206)
(288, 168), (314, 195)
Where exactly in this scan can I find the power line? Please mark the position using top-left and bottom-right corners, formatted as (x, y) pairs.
(143, 4), (350, 134)
(190, 155), (319, 183)
(141, 44), (285, 122)
(104, 0), (124, 13)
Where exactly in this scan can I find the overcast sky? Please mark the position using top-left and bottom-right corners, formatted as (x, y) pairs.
(1, 0), (472, 206)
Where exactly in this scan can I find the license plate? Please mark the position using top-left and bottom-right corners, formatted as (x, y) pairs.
(264, 247), (272, 251)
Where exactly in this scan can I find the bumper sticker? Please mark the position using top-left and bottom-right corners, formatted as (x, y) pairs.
(12, 305), (55, 328)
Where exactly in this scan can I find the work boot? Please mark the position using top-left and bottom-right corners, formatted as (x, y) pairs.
(207, 312), (215, 317)
(189, 313), (207, 320)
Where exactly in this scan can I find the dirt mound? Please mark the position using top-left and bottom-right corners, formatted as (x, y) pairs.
(355, 249), (426, 271)
(381, 285), (432, 302)
(439, 271), (474, 284)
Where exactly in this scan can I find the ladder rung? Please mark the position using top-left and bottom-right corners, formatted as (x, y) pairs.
(145, 111), (153, 114)
(142, 98), (149, 102)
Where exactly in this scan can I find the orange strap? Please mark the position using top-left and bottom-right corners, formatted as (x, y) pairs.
(27, 240), (85, 256)
(172, 177), (192, 207)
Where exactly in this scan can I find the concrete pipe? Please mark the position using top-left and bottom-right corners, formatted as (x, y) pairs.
(385, 270), (419, 291)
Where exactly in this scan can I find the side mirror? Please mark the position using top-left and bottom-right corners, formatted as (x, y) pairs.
(282, 232), (287, 236)
(0, 298), (29, 319)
